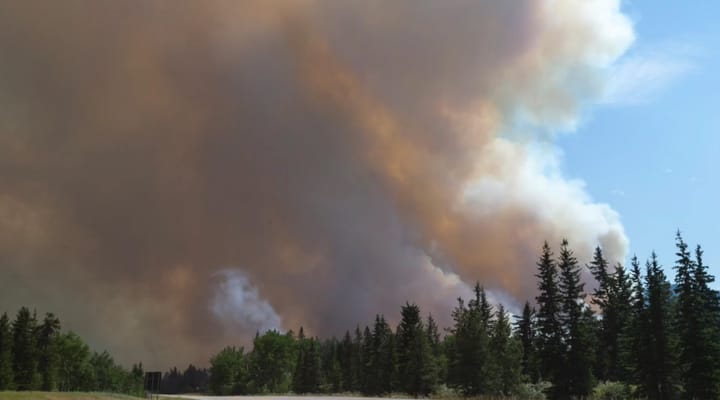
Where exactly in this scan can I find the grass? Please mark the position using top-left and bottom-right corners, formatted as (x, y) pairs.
(0, 392), (147, 400)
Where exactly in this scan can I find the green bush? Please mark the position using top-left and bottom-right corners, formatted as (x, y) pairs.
(592, 381), (631, 400)
(515, 381), (551, 400)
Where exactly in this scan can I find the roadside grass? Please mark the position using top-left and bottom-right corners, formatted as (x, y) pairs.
(0, 392), (147, 400)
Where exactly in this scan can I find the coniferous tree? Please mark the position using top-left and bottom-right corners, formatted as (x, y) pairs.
(12, 307), (39, 390)
(37, 312), (61, 391)
(352, 326), (363, 392)
(643, 252), (679, 400)
(425, 314), (444, 387)
(487, 304), (522, 396)
(607, 261), (633, 381)
(557, 239), (595, 398)
(588, 246), (612, 380)
(514, 301), (538, 382)
(292, 327), (307, 393)
(674, 241), (720, 399)
(339, 330), (353, 392)
(360, 326), (373, 394)
(447, 296), (489, 395)
(535, 241), (563, 385)
(396, 302), (433, 397)
(0, 312), (13, 390)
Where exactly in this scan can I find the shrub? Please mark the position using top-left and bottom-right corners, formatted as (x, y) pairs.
(592, 381), (631, 400)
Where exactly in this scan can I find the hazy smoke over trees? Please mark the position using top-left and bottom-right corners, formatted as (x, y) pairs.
(0, 0), (633, 367)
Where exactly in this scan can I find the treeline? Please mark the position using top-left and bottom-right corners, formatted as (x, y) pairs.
(160, 364), (209, 394)
(0, 306), (144, 395)
(209, 232), (720, 399)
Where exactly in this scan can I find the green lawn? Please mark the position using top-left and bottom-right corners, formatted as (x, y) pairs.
(0, 392), (146, 400)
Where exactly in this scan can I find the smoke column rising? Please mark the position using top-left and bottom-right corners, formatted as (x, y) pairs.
(0, 0), (632, 367)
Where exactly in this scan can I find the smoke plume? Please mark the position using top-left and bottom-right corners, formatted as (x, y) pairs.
(0, 0), (632, 367)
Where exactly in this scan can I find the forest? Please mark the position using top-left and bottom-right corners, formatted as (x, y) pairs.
(2, 232), (718, 400)
(204, 233), (720, 400)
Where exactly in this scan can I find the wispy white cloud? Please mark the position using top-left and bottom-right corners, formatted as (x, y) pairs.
(602, 42), (699, 106)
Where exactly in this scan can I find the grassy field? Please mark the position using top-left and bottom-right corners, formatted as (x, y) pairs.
(0, 392), (148, 400)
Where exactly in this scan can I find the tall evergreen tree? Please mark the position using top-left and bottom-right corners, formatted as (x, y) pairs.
(607, 261), (633, 381)
(674, 239), (720, 399)
(339, 330), (354, 392)
(447, 296), (489, 395)
(535, 241), (563, 385)
(487, 304), (522, 396)
(557, 239), (595, 398)
(396, 303), (433, 397)
(0, 312), (13, 390)
(12, 307), (38, 390)
(588, 246), (612, 380)
(37, 312), (61, 391)
(643, 252), (679, 400)
(514, 301), (538, 382)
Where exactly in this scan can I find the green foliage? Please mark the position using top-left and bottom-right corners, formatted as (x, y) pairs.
(515, 381), (551, 400)
(56, 331), (93, 392)
(534, 242), (563, 386)
(209, 346), (246, 395)
(12, 307), (39, 390)
(557, 239), (596, 398)
(591, 381), (631, 400)
(36, 313), (60, 391)
(514, 301), (539, 383)
(247, 329), (296, 393)
(0, 312), (14, 390)
(396, 302), (435, 397)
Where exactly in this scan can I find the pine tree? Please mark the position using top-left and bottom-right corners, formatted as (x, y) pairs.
(426, 314), (445, 386)
(514, 301), (538, 382)
(37, 312), (61, 391)
(588, 246), (611, 381)
(607, 261), (632, 381)
(619, 255), (649, 388)
(292, 327), (307, 393)
(371, 315), (395, 395)
(643, 252), (679, 400)
(557, 239), (595, 398)
(487, 304), (522, 396)
(447, 296), (489, 395)
(339, 331), (353, 392)
(12, 307), (39, 390)
(0, 312), (14, 390)
(675, 242), (720, 399)
(360, 325), (373, 394)
(535, 241), (563, 385)
(396, 302), (433, 397)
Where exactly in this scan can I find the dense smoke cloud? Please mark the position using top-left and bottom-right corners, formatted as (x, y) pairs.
(0, 0), (632, 368)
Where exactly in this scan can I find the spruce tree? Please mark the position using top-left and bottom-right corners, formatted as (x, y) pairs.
(0, 312), (14, 390)
(339, 331), (353, 392)
(12, 307), (39, 390)
(292, 327), (307, 393)
(396, 302), (433, 397)
(675, 243), (720, 399)
(643, 252), (679, 400)
(448, 296), (489, 395)
(37, 312), (61, 391)
(588, 246), (611, 381)
(514, 301), (538, 382)
(487, 304), (522, 396)
(607, 262), (632, 381)
(619, 255), (648, 388)
(557, 239), (595, 398)
(535, 241), (563, 385)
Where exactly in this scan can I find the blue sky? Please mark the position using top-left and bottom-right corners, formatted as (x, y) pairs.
(558, 1), (720, 281)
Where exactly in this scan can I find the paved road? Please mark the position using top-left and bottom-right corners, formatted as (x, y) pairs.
(165, 396), (411, 400)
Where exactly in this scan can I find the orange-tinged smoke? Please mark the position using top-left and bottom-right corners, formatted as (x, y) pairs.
(0, 0), (632, 368)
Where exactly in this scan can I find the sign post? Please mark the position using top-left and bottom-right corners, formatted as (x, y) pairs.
(144, 371), (162, 399)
